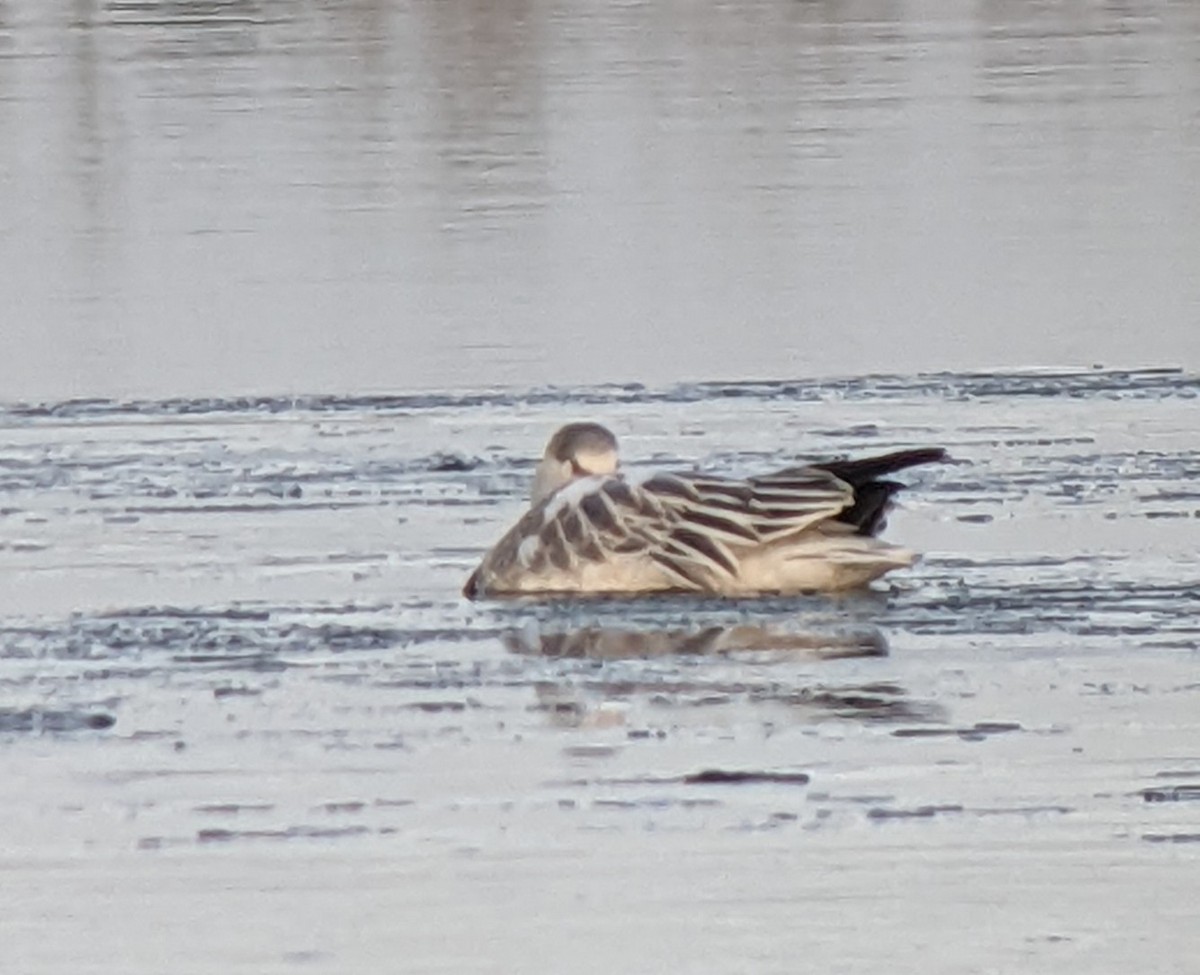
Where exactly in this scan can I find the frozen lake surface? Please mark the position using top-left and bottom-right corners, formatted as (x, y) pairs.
(3, 368), (1199, 972)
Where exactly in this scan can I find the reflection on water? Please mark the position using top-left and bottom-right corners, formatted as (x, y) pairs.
(1, 0), (1198, 401)
(499, 610), (942, 731)
(525, 661), (946, 731)
(504, 621), (888, 660)
(529, 677), (945, 727)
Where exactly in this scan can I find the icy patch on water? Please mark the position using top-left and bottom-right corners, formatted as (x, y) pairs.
(0, 367), (1193, 422)
(0, 368), (1197, 873)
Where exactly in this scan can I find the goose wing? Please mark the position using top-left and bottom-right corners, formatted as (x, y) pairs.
(639, 470), (853, 587)
(643, 470), (852, 539)
(527, 475), (681, 580)
(519, 469), (852, 591)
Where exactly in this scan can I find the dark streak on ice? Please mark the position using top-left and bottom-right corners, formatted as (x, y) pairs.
(0, 367), (1192, 422)
(0, 708), (116, 733)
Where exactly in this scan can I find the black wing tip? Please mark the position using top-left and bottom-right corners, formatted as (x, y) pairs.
(880, 446), (950, 468)
(827, 448), (948, 536)
(816, 446), (950, 485)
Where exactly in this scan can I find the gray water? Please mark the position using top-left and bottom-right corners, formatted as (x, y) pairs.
(2, 0), (1199, 400)
(2, 1), (1200, 972)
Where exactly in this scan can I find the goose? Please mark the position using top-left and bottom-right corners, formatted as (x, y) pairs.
(463, 422), (946, 599)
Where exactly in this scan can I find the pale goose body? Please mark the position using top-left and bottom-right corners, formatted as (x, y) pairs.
(463, 423), (946, 599)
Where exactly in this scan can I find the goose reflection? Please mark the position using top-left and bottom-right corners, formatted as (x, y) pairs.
(500, 620), (945, 729)
(503, 621), (888, 660)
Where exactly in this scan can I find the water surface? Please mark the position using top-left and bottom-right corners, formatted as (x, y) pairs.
(1, 0), (1198, 400)
(3, 369), (1199, 972)
(2, 0), (1200, 970)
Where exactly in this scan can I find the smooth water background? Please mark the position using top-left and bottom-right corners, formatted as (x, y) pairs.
(2, 0), (1198, 401)
(2, 1), (1200, 973)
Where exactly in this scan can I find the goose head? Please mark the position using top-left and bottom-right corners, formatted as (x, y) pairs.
(531, 422), (619, 505)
